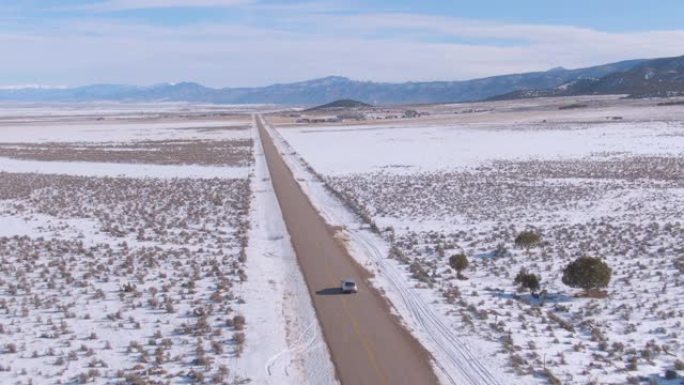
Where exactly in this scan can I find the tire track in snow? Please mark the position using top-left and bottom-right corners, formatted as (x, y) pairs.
(265, 319), (320, 376)
(351, 231), (502, 385)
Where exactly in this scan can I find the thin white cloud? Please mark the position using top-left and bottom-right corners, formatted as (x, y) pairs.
(276, 12), (684, 74)
(1, 11), (684, 87)
(80, 0), (253, 12)
(0, 84), (68, 90)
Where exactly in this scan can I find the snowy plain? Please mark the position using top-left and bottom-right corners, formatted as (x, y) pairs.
(0, 119), (251, 143)
(0, 103), (270, 120)
(275, 107), (684, 385)
(280, 121), (684, 175)
(0, 107), (335, 385)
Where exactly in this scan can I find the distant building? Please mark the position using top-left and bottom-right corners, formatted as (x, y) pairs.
(295, 116), (340, 124)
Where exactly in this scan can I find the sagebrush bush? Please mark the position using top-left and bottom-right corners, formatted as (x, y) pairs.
(514, 231), (541, 251)
(514, 270), (541, 293)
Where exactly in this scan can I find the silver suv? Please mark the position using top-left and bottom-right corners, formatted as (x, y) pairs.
(340, 278), (358, 294)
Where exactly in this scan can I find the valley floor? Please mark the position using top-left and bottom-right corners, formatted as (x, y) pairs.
(0, 106), (335, 385)
(273, 97), (684, 385)
(2, 96), (683, 385)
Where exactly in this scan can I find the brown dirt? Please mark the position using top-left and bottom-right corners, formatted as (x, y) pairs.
(0, 139), (252, 166)
(257, 116), (439, 385)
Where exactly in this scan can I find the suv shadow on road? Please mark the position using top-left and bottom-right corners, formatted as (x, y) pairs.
(316, 287), (345, 295)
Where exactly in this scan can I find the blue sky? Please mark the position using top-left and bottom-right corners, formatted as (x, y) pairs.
(1, 0), (684, 87)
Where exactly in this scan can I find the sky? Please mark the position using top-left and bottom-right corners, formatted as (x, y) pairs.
(1, 0), (684, 87)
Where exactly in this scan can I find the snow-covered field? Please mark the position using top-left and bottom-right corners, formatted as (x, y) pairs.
(0, 119), (251, 143)
(277, 115), (684, 384)
(280, 121), (684, 175)
(0, 103), (271, 121)
(0, 107), (334, 385)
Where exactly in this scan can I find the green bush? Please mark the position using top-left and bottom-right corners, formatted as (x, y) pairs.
(562, 256), (612, 292)
(449, 254), (469, 278)
(514, 231), (541, 251)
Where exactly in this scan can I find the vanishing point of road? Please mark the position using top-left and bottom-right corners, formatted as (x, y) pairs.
(257, 116), (439, 385)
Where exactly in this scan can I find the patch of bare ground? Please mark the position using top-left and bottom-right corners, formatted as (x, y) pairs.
(0, 139), (253, 166)
(170, 125), (251, 132)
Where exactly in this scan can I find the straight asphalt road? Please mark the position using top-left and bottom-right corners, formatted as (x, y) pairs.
(257, 115), (439, 385)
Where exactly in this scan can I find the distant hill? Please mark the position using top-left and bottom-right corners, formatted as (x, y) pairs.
(0, 57), (660, 105)
(582, 55), (684, 97)
(489, 55), (684, 100)
(305, 99), (372, 111)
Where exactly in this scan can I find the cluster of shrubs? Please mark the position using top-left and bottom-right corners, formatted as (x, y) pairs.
(319, 146), (684, 384)
(449, 231), (613, 295)
(0, 169), (252, 384)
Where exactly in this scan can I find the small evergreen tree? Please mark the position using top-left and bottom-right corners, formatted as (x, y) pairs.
(449, 254), (469, 279)
(562, 256), (612, 293)
(514, 270), (541, 293)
